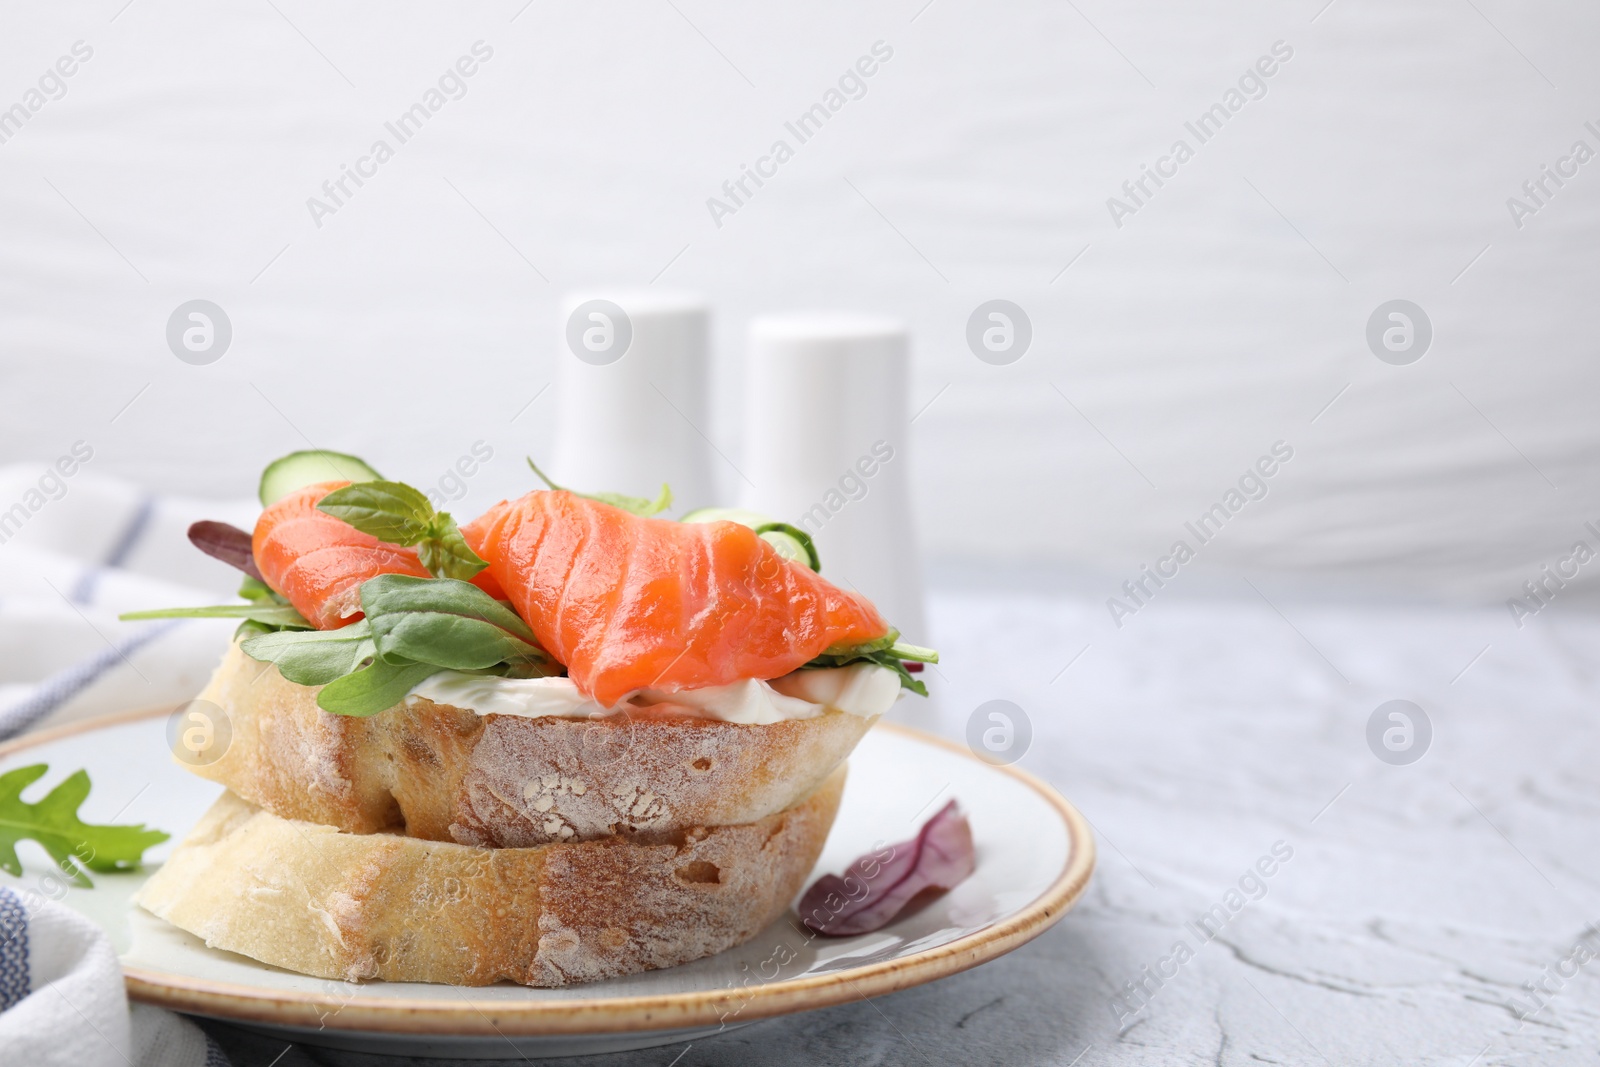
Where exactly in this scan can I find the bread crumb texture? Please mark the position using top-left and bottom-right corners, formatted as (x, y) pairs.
(191, 641), (869, 846)
(135, 766), (845, 987)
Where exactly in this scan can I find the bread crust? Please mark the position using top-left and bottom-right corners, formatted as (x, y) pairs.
(193, 642), (872, 846)
(136, 768), (844, 987)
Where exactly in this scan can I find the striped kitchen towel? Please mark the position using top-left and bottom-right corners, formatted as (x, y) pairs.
(0, 885), (229, 1066)
(0, 463), (257, 740)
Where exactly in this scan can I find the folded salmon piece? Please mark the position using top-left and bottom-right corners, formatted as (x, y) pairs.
(252, 480), (504, 629)
(252, 480), (431, 629)
(464, 491), (889, 705)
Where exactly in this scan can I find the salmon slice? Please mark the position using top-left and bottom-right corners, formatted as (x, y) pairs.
(252, 481), (433, 629)
(463, 490), (889, 705)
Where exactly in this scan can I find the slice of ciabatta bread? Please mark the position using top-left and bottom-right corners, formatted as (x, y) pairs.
(136, 767), (845, 987)
(189, 641), (872, 846)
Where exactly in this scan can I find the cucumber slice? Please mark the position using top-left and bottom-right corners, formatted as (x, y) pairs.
(754, 522), (821, 571)
(679, 508), (821, 570)
(258, 451), (383, 506)
(679, 506), (773, 527)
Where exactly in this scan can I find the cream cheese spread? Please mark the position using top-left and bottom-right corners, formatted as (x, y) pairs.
(405, 662), (902, 725)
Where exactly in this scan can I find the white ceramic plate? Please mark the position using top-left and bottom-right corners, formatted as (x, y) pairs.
(0, 708), (1093, 1059)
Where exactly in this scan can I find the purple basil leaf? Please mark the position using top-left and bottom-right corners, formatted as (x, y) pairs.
(798, 799), (975, 936)
(187, 520), (264, 582)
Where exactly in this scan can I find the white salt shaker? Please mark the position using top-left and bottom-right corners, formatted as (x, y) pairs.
(551, 290), (715, 512)
(741, 314), (927, 642)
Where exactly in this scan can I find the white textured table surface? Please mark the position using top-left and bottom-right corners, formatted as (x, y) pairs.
(197, 576), (1599, 1066)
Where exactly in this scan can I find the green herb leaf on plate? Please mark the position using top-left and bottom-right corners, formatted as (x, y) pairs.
(0, 765), (168, 888)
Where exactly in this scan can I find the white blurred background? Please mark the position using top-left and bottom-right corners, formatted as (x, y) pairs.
(3, 0), (1598, 601)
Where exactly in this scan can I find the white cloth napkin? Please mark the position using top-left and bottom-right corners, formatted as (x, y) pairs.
(0, 465), (258, 1062)
(0, 464), (256, 739)
(0, 886), (229, 1066)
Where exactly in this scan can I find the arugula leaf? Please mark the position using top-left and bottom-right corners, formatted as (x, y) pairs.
(316, 480), (488, 582)
(315, 659), (444, 717)
(819, 631), (900, 659)
(862, 651), (929, 697)
(804, 629), (938, 696)
(886, 640), (939, 663)
(526, 458), (673, 518)
(119, 602), (313, 629)
(0, 765), (168, 888)
(237, 575), (278, 602)
(232, 576), (308, 639)
(242, 621), (377, 686)
(122, 575), (316, 639)
(233, 619), (278, 641)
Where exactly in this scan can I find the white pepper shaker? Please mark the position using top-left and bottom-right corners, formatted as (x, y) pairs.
(741, 313), (927, 643)
(551, 290), (715, 512)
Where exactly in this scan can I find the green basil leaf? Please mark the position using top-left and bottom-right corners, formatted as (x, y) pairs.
(316, 658), (443, 717)
(242, 621), (377, 686)
(360, 574), (538, 642)
(316, 480), (436, 544)
(373, 613), (545, 671)
(359, 575), (553, 672)
(119, 603), (312, 629)
(417, 513), (488, 581)
(318, 481), (488, 582)
(526, 457), (673, 517)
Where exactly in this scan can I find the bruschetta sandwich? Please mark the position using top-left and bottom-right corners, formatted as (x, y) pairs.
(124, 451), (936, 987)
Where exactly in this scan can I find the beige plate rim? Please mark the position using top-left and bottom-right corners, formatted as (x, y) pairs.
(1, 705), (1096, 1037)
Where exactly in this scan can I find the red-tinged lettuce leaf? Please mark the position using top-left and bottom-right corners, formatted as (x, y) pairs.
(188, 520), (263, 582)
(798, 800), (975, 936)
